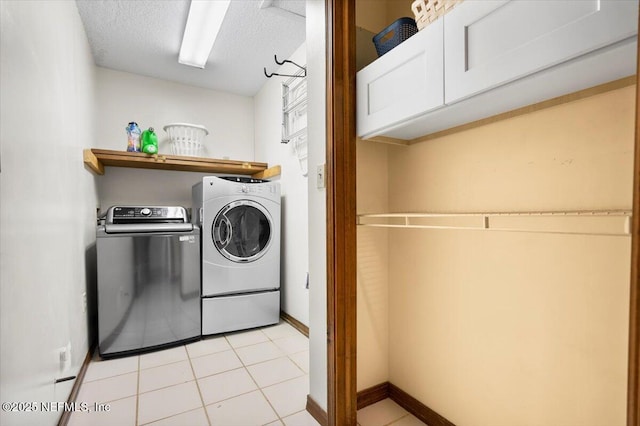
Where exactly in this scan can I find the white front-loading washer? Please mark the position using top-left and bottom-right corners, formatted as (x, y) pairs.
(193, 176), (280, 335)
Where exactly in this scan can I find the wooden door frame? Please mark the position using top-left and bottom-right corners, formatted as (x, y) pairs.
(628, 11), (640, 426)
(325, 3), (640, 426)
(325, 0), (357, 424)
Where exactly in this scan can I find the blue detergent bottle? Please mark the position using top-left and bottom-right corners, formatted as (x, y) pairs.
(126, 122), (141, 152)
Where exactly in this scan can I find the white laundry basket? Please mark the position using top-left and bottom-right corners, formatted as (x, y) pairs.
(163, 123), (209, 157)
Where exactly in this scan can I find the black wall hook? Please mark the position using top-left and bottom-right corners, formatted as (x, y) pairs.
(264, 54), (306, 78)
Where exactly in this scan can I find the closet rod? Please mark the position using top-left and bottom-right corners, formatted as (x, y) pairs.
(357, 210), (632, 237)
(359, 210), (632, 218)
(357, 224), (630, 237)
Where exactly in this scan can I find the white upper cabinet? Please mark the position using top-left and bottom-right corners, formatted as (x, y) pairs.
(356, 0), (638, 140)
(357, 19), (444, 139)
(444, 0), (639, 104)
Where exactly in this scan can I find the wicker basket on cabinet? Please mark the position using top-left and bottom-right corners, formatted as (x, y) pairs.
(411, 0), (463, 30)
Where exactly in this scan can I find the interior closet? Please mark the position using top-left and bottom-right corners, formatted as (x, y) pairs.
(355, 1), (637, 425)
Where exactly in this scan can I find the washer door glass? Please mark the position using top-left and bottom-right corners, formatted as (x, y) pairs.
(212, 200), (272, 263)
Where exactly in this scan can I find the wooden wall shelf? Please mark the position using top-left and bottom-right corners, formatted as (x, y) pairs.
(83, 148), (280, 179)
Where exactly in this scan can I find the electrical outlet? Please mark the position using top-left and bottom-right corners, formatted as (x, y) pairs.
(316, 164), (326, 189)
(58, 343), (71, 372)
(82, 292), (87, 313)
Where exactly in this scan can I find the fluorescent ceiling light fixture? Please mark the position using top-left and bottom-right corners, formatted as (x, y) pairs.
(179, 0), (231, 68)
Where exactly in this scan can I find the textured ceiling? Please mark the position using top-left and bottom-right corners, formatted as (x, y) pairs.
(75, 0), (306, 97)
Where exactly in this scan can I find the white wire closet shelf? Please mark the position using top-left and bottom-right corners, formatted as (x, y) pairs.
(357, 210), (633, 237)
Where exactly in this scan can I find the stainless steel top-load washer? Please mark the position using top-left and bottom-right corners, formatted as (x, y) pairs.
(97, 206), (201, 358)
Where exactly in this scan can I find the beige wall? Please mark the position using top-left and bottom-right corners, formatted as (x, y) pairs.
(381, 86), (635, 425)
(357, 140), (392, 390)
(356, 0), (389, 34)
(356, 0), (412, 391)
(388, 87), (635, 213)
(356, 1), (415, 71)
(386, 0), (414, 23)
(356, 0), (414, 34)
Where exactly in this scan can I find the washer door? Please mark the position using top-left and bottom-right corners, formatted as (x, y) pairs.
(212, 200), (272, 263)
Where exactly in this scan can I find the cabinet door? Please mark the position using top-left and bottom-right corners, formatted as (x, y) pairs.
(444, 0), (638, 104)
(357, 18), (444, 139)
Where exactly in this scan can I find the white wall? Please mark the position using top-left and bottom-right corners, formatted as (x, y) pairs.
(254, 44), (310, 326)
(306, 0), (328, 412)
(0, 1), (98, 425)
(95, 67), (255, 210)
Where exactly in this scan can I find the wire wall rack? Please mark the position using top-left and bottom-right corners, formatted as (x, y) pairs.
(282, 69), (308, 176)
(357, 210), (633, 237)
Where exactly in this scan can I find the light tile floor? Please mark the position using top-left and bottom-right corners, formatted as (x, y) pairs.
(68, 320), (426, 426)
(357, 399), (426, 426)
(69, 321), (317, 426)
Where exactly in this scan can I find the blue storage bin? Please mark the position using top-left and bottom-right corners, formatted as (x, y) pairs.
(373, 17), (418, 57)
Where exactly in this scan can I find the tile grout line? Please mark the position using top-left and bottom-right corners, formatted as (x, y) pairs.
(285, 352), (308, 376)
(285, 408), (317, 425)
(233, 337), (290, 367)
(227, 328), (306, 379)
(226, 331), (284, 424)
(361, 403), (417, 426)
(137, 343), (207, 425)
(138, 357), (189, 372)
(136, 378), (201, 397)
(266, 326), (310, 371)
(80, 358), (140, 422)
(188, 348), (233, 361)
(383, 411), (413, 426)
(387, 412), (414, 426)
(186, 343), (213, 426)
(264, 323), (310, 422)
(258, 328), (312, 423)
(139, 406), (204, 426)
(83, 367), (139, 383)
(263, 323), (310, 378)
(245, 360), (306, 388)
(135, 356), (140, 426)
(201, 385), (264, 406)
(276, 325), (310, 383)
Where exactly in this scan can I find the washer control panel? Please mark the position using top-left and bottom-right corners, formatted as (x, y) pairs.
(107, 206), (188, 224)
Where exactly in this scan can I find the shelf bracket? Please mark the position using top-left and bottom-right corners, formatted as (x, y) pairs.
(253, 165), (282, 180)
(83, 149), (104, 175)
